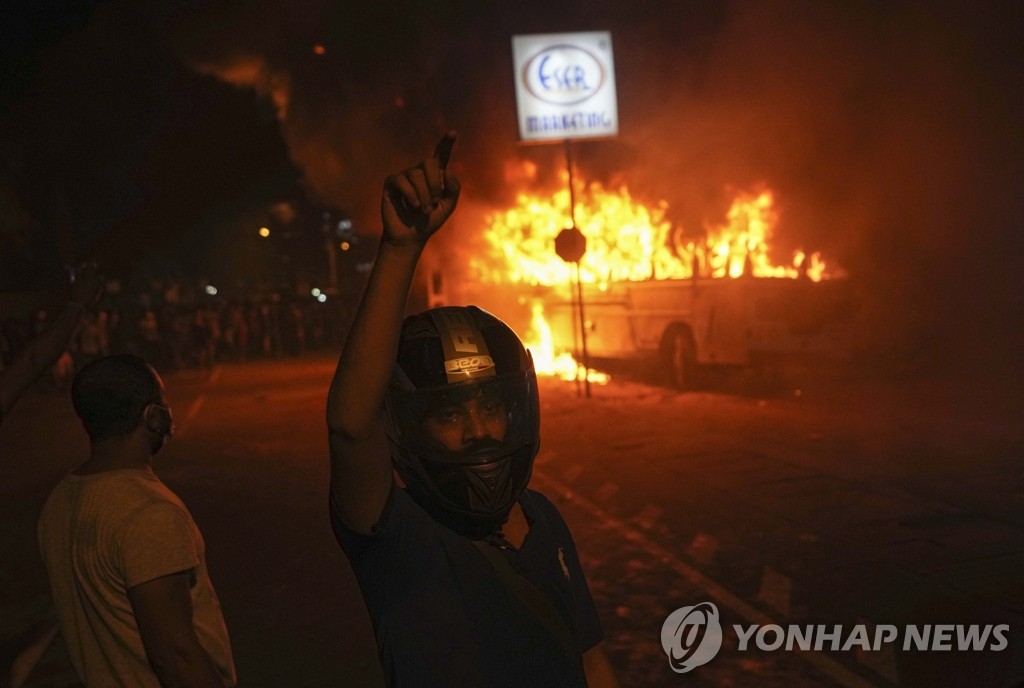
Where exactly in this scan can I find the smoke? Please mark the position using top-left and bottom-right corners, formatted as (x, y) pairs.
(613, 2), (1024, 369)
(170, 0), (1022, 372)
(168, 0), (475, 230)
(192, 54), (291, 119)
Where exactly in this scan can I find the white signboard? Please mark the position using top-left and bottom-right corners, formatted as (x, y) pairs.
(512, 31), (618, 143)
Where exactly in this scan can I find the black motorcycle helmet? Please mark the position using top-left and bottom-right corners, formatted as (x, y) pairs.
(382, 306), (540, 535)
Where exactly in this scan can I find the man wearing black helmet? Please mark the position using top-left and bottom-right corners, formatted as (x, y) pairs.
(326, 133), (618, 688)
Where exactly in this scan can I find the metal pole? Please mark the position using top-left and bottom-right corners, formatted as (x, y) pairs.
(565, 139), (591, 399)
(566, 138), (581, 398)
(575, 261), (592, 398)
(566, 139), (577, 229)
(570, 282), (582, 398)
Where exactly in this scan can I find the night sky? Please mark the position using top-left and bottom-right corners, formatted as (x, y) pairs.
(1, 0), (1022, 372)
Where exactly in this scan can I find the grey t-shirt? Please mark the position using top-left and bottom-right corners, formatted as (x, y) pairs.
(38, 467), (236, 687)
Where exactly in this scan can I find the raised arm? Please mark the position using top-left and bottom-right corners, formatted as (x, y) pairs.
(0, 264), (102, 425)
(326, 133), (460, 534)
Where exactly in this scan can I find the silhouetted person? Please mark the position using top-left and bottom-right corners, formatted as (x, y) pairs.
(0, 264), (102, 429)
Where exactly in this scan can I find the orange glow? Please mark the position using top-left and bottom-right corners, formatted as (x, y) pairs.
(312, 44), (326, 55)
(196, 56), (291, 119)
(474, 178), (835, 381)
(476, 181), (830, 287)
(258, 227), (271, 238)
(503, 159), (539, 186)
(524, 301), (609, 384)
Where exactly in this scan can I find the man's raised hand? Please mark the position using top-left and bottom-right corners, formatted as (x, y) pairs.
(381, 131), (460, 247)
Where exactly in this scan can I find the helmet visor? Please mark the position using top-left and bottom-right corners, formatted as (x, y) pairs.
(385, 371), (537, 466)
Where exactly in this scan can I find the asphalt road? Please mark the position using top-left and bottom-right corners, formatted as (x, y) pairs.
(2, 353), (1022, 687)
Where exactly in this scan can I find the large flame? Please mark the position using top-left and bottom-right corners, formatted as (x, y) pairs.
(475, 181), (829, 286)
(524, 300), (610, 384)
(474, 179), (833, 381)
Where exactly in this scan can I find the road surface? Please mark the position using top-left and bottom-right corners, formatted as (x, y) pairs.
(2, 354), (1021, 687)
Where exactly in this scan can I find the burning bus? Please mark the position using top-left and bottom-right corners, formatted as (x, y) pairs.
(419, 178), (856, 389)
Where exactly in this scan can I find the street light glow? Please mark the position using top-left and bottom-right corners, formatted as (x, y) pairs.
(205, 285), (218, 296)
(340, 241), (351, 251)
(317, 293), (327, 303)
(259, 227), (271, 238)
(311, 288), (321, 297)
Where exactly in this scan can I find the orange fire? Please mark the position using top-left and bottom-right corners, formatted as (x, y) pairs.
(475, 181), (828, 286)
(474, 179), (832, 380)
(525, 301), (610, 384)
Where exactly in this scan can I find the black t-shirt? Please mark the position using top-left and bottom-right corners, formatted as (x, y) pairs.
(331, 486), (603, 688)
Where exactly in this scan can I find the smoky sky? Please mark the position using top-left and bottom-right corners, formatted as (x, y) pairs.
(2, 0), (1022, 368)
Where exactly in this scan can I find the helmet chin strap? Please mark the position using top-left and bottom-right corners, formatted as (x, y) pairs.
(464, 461), (514, 514)
(406, 482), (512, 539)
(400, 441), (536, 538)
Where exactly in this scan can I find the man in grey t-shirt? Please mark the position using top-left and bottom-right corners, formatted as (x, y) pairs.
(38, 355), (235, 687)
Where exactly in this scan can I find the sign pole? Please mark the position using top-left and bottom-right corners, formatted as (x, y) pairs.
(566, 141), (582, 398)
(565, 139), (577, 227)
(512, 31), (616, 401)
(565, 139), (592, 399)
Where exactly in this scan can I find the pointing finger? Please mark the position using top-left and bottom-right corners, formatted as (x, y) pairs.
(434, 131), (457, 170)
